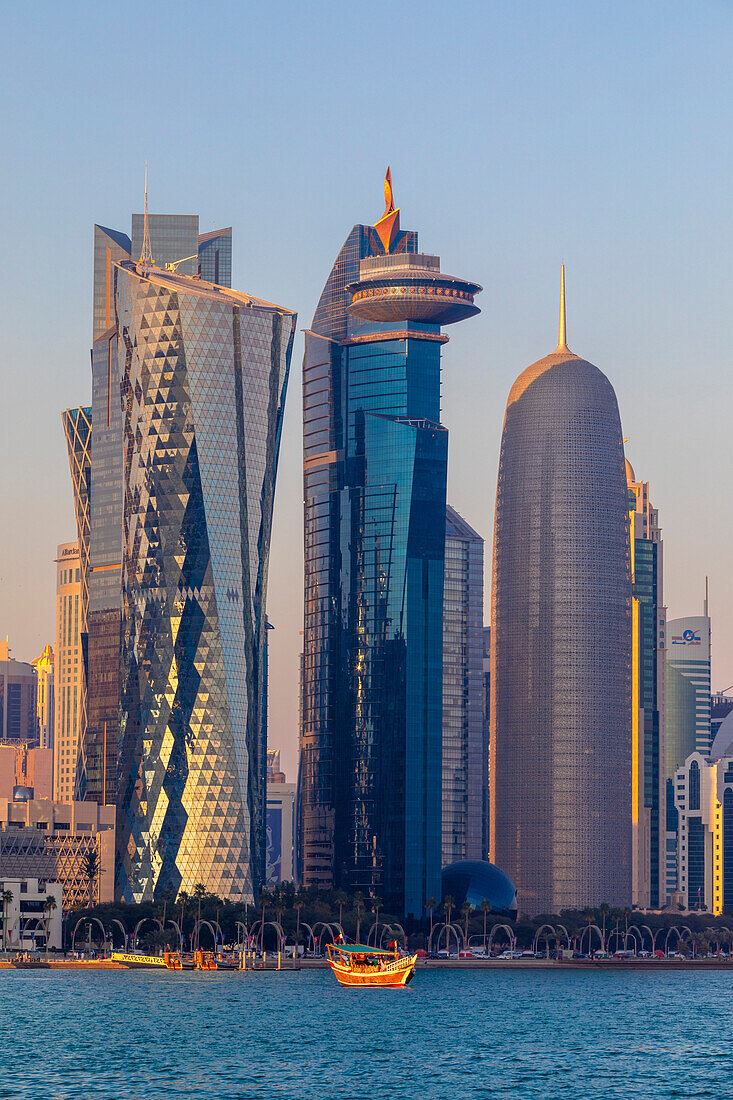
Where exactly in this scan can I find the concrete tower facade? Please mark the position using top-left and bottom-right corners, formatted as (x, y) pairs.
(490, 272), (632, 915)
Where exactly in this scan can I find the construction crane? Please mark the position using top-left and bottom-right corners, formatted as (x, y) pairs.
(164, 254), (199, 274)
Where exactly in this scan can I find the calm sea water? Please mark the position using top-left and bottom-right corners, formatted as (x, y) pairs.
(1, 967), (732, 1099)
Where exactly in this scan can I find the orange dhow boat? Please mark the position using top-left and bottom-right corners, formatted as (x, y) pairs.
(326, 943), (417, 987)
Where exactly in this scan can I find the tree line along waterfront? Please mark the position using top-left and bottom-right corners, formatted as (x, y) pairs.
(57, 886), (733, 960)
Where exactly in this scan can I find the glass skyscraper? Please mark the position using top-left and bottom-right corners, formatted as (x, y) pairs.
(490, 275), (632, 915)
(442, 506), (485, 867)
(299, 171), (481, 917)
(627, 459), (665, 908)
(64, 210), (294, 902)
(74, 216), (237, 807)
(113, 259), (294, 901)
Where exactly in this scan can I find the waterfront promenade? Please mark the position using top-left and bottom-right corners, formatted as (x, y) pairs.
(4, 955), (733, 971)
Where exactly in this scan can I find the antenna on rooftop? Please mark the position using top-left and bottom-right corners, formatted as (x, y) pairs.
(139, 161), (154, 267)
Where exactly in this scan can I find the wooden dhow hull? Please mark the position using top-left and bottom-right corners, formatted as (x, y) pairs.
(328, 954), (417, 987)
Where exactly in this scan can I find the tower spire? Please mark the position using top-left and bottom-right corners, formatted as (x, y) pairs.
(374, 166), (401, 254)
(139, 162), (154, 267)
(557, 263), (568, 351)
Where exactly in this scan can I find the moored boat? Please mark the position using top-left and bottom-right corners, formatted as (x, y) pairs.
(326, 943), (417, 987)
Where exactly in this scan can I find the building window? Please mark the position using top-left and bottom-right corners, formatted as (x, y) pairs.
(689, 762), (701, 812)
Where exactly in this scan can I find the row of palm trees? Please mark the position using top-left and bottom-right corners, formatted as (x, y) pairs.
(257, 885), (494, 950)
(425, 896), (493, 949)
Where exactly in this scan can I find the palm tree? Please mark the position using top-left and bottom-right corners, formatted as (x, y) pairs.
(1, 889), (13, 951)
(461, 902), (473, 949)
(426, 897), (437, 950)
(443, 895), (455, 952)
(274, 885), (285, 930)
(354, 893), (364, 944)
(480, 899), (492, 954)
(371, 897), (382, 944)
(334, 889), (348, 932)
(82, 850), (99, 907)
(43, 895), (57, 957)
(294, 895), (305, 958)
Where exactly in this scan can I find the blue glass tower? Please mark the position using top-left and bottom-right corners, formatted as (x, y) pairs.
(299, 171), (481, 917)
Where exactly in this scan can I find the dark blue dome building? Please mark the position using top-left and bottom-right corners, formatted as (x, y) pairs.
(441, 860), (518, 919)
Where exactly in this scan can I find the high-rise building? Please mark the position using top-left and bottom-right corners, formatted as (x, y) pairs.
(112, 254), (294, 903)
(198, 227), (232, 287)
(0, 797), (115, 909)
(0, 640), (37, 746)
(267, 749), (286, 783)
(266, 749), (296, 885)
(626, 460), (666, 908)
(664, 612), (712, 900)
(299, 170), (481, 917)
(670, 711), (733, 916)
(442, 506), (485, 867)
(65, 199), (294, 903)
(62, 404), (92, 793)
(482, 626), (491, 850)
(53, 543), (83, 802)
(80, 214), (237, 808)
(711, 693), (733, 744)
(666, 616), (711, 763)
(490, 271), (632, 915)
(32, 644), (54, 752)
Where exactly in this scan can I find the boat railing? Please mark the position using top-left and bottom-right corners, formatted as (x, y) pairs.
(381, 954), (414, 973)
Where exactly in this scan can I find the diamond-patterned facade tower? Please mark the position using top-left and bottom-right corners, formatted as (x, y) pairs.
(113, 263), (295, 903)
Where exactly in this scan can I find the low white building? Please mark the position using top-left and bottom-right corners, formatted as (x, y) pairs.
(0, 799), (115, 909)
(0, 878), (63, 951)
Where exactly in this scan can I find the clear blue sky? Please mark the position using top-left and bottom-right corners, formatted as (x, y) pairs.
(1, 0), (732, 779)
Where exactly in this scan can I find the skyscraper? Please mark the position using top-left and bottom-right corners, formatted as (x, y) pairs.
(81, 214), (237, 808)
(442, 506), (485, 867)
(626, 459), (666, 907)
(666, 615), (712, 761)
(663, 611), (711, 901)
(711, 692), (733, 744)
(113, 256), (295, 902)
(54, 543), (83, 801)
(490, 271), (632, 915)
(0, 640), (37, 746)
(62, 406), (92, 797)
(299, 170), (481, 917)
(64, 198), (294, 903)
(32, 644), (54, 753)
(72, 209), (236, 806)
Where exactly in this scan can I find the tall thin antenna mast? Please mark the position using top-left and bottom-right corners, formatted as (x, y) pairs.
(139, 162), (153, 267)
(557, 263), (568, 350)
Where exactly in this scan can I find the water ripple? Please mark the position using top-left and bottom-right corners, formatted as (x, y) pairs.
(1, 968), (732, 1098)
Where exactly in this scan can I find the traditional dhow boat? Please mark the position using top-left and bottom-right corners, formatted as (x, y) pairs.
(326, 943), (417, 987)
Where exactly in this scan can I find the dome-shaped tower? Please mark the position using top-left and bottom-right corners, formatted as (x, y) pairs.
(490, 269), (632, 915)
